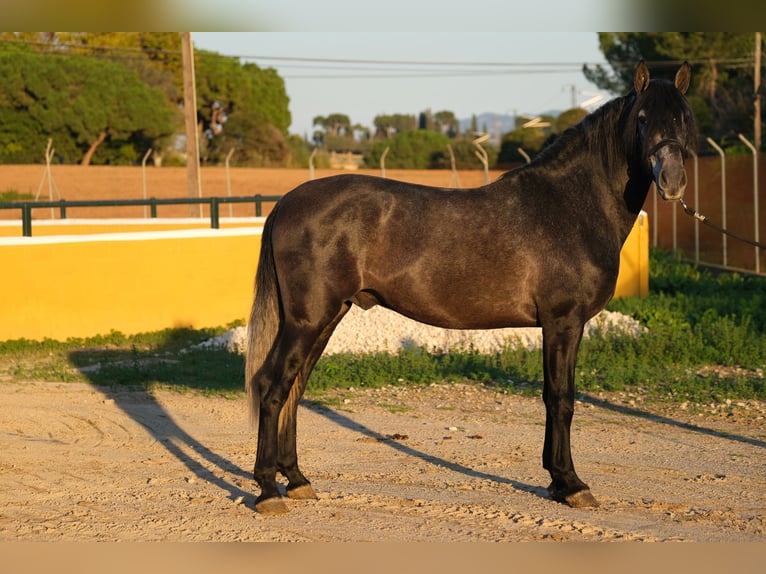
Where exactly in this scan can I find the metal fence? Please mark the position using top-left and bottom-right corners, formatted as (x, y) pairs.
(0, 195), (282, 237)
(650, 137), (764, 276)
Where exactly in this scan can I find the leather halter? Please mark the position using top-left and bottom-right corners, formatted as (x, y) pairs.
(646, 137), (685, 159)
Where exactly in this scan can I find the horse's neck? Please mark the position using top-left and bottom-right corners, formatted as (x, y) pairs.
(547, 137), (650, 243)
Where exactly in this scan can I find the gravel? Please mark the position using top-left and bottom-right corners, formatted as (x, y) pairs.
(196, 306), (645, 355)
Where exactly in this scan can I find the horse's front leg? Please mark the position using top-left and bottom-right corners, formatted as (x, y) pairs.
(541, 321), (599, 508)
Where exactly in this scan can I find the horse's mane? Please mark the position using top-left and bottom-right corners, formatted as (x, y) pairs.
(531, 91), (636, 175)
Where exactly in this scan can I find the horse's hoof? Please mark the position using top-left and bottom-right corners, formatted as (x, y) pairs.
(548, 482), (600, 508)
(255, 496), (289, 515)
(287, 483), (318, 500)
(565, 489), (600, 508)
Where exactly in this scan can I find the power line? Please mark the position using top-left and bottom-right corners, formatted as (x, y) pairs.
(1, 37), (756, 80)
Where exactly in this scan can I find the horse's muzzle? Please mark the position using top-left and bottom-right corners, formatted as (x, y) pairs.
(649, 139), (687, 201)
(653, 158), (687, 201)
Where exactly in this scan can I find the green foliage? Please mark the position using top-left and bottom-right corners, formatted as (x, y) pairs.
(0, 34), (293, 167)
(555, 108), (588, 133)
(0, 189), (33, 200)
(602, 250), (766, 400)
(497, 127), (549, 163)
(366, 130), (451, 169)
(309, 346), (544, 395)
(195, 53), (291, 166)
(372, 114), (417, 138)
(0, 51), (174, 165)
(445, 137), (499, 170)
(584, 32), (759, 146)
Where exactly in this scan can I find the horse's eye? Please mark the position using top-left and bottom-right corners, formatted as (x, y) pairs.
(638, 111), (647, 125)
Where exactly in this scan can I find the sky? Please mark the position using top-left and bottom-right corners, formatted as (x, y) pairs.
(192, 32), (613, 138)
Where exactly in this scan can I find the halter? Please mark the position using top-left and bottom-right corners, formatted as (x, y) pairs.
(645, 137), (686, 159)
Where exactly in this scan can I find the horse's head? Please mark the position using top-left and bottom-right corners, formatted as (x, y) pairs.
(632, 60), (697, 201)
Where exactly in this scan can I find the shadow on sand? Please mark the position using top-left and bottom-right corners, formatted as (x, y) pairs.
(68, 339), (764, 509)
(69, 345), (252, 503)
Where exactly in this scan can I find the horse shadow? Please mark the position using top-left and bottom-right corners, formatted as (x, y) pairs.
(301, 399), (551, 501)
(578, 394), (766, 449)
(69, 344), (252, 503)
(69, 336), (549, 504)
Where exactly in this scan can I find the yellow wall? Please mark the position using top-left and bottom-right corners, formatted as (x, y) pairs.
(0, 213), (648, 342)
(1, 227), (262, 341)
(614, 211), (649, 299)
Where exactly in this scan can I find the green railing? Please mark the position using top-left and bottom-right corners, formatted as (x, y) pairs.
(0, 195), (282, 237)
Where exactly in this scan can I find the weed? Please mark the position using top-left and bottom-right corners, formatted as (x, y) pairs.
(0, 189), (34, 201)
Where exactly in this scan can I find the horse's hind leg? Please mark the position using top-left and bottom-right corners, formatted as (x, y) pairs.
(277, 304), (351, 501)
(253, 304), (351, 514)
(541, 319), (599, 508)
(252, 326), (319, 514)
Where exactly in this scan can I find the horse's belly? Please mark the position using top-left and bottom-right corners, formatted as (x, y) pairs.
(377, 283), (539, 330)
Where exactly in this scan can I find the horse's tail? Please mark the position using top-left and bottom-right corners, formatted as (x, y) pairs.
(246, 205), (281, 426)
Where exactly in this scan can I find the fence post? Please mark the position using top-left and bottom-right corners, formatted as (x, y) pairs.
(210, 198), (220, 229)
(255, 195), (262, 217)
(59, 199), (67, 220)
(690, 151), (700, 265)
(652, 183), (657, 248)
(150, 198), (157, 218)
(737, 133), (760, 273)
(380, 147), (389, 178)
(473, 134), (490, 184)
(22, 203), (32, 237)
(706, 137), (727, 267)
(142, 148), (152, 218)
(225, 148), (235, 217)
(309, 148), (317, 181)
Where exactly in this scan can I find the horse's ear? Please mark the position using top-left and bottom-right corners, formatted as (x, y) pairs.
(634, 60), (650, 93)
(675, 61), (691, 95)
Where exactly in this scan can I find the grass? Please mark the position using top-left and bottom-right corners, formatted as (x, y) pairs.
(1, 250), (764, 404)
(0, 189), (34, 201)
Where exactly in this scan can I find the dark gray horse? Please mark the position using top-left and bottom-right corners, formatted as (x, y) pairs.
(246, 61), (697, 514)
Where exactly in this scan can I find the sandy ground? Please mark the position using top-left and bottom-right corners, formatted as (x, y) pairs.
(1, 380), (764, 542)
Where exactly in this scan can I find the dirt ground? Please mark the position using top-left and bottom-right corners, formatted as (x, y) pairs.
(1, 380), (763, 542)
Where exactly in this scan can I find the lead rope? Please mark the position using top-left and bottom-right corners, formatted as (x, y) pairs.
(678, 198), (766, 250)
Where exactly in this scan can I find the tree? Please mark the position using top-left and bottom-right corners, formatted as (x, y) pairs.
(194, 52), (291, 165)
(313, 113), (352, 138)
(584, 32), (759, 146)
(0, 51), (174, 165)
(433, 110), (460, 137)
(0, 34), (295, 166)
(555, 108), (588, 133)
(366, 130), (450, 169)
(497, 125), (550, 164)
(373, 113), (417, 138)
(312, 113), (358, 151)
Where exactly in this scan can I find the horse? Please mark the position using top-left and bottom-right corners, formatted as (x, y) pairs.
(245, 61), (697, 514)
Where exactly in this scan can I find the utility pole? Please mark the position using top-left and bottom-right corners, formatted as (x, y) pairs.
(181, 32), (202, 216)
(755, 32), (762, 151)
